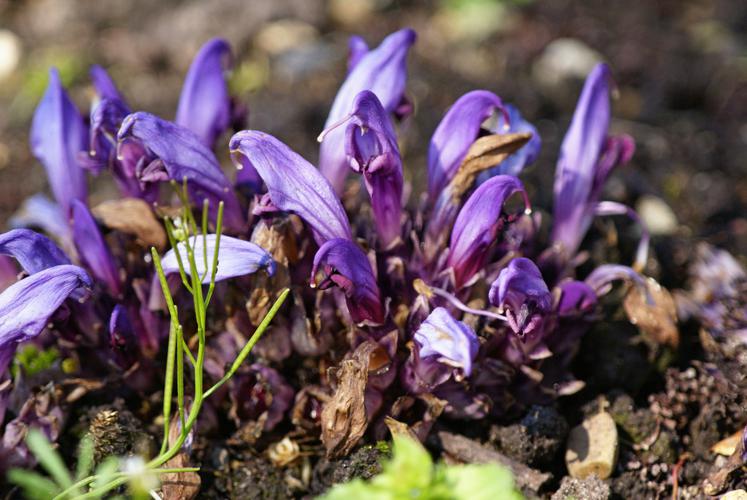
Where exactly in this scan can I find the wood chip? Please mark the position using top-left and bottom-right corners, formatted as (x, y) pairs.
(437, 431), (551, 492)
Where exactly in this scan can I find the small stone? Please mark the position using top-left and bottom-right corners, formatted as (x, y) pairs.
(0, 30), (21, 81)
(566, 411), (619, 479)
(533, 38), (604, 92)
(552, 475), (611, 500)
(722, 490), (747, 500)
(636, 195), (678, 235)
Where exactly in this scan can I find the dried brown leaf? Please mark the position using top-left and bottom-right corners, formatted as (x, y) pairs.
(448, 132), (531, 201)
(711, 430), (743, 457)
(92, 198), (167, 250)
(161, 415), (200, 500)
(320, 343), (376, 458)
(623, 277), (679, 348)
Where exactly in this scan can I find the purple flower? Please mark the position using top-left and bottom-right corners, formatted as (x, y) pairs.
(551, 63), (635, 259)
(319, 29), (416, 194)
(117, 112), (245, 231)
(229, 130), (352, 245)
(427, 90), (505, 199)
(447, 175), (529, 287)
(90, 64), (126, 102)
(30, 68), (88, 214)
(584, 264), (647, 297)
(556, 280), (597, 317)
(414, 307), (479, 378)
(347, 35), (369, 72)
(311, 238), (384, 324)
(489, 258), (552, 338)
(319, 90), (403, 248)
(109, 304), (137, 369)
(229, 364), (294, 432)
(0, 229), (70, 275)
(0, 265), (91, 351)
(161, 234), (275, 283)
(71, 200), (122, 297)
(176, 38), (234, 147)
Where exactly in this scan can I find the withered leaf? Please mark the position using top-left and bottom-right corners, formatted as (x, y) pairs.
(161, 414), (200, 500)
(623, 277), (679, 348)
(448, 132), (531, 201)
(92, 198), (167, 250)
(320, 343), (379, 458)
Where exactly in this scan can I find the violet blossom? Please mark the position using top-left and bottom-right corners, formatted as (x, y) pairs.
(319, 28), (416, 194)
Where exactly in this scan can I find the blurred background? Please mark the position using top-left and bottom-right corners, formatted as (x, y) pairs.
(0, 0), (745, 260)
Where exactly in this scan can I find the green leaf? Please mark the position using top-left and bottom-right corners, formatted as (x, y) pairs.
(7, 469), (60, 499)
(25, 429), (73, 489)
(92, 456), (120, 492)
(320, 434), (524, 500)
(75, 434), (95, 481)
(444, 463), (524, 500)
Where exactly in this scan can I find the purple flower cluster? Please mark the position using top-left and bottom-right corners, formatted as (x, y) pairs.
(0, 29), (653, 461)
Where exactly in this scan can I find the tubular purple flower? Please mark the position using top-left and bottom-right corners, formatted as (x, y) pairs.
(585, 264), (648, 297)
(551, 63), (635, 258)
(117, 112), (244, 231)
(427, 90), (505, 199)
(229, 364), (294, 431)
(176, 38), (234, 147)
(161, 234), (275, 283)
(90, 65), (125, 103)
(447, 175), (529, 288)
(30, 68), (88, 214)
(0, 229), (70, 275)
(229, 130), (352, 245)
(557, 280), (597, 316)
(319, 28), (416, 194)
(320, 90), (403, 248)
(109, 304), (137, 369)
(347, 35), (369, 72)
(311, 238), (384, 324)
(71, 200), (122, 296)
(489, 258), (552, 338)
(0, 265), (91, 351)
(414, 307), (479, 378)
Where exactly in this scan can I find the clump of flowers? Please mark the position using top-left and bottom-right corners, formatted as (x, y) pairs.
(0, 26), (658, 483)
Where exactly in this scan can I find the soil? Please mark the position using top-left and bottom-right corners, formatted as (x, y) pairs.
(1, 0), (746, 498)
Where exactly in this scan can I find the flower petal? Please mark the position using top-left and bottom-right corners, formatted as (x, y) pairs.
(71, 200), (122, 296)
(176, 38), (234, 147)
(311, 238), (383, 324)
(0, 265), (91, 350)
(229, 130), (352, 244)
(489, 257), (552, 338)
(447, 175), (528, 287)
(427, 90), (505, 199)
(161, 234), (275, 284)
(414, 307), (479, 377)
(90, 64), (126, 103)
(319, 29), (416, 193)
(335, 90), (403, 248)
(551, 63), (634, 258)
(0, 229), (70, 275)
(117, 111), (244, 231)
(30, 68), (88, 214)
(347, 35), (369, 73)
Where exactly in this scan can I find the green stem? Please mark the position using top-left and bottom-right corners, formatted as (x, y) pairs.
(204, 288), (290, 399)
